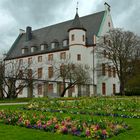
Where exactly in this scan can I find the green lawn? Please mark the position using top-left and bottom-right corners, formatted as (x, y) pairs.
(0, 99), (140, 140)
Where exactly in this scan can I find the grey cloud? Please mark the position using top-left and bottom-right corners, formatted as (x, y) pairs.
(2, 0), (72, 27)
(95, 0), (140, 35)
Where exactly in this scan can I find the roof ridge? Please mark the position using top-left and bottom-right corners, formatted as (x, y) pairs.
(33, 10), (105, 32)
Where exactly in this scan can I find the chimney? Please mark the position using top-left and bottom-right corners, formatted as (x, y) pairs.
(104, 2), (111, 12)
(26, 26), (32, 41)
(19, 29), (25, 35)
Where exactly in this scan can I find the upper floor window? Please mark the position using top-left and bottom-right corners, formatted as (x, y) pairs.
(28, 57), (32, 65)
(71, 34), (75, 41)
(38, 68), (43, 78)
(22, 48), (28, 54)
(28, 69), (32, 79)
(103, 50), (107, 57)
(60, 52), (66, 60)
(48, 67), (53, 78)
(38, 56), (42, 62)
(102, 63), (106, 76)
(82, 35), (85, 42)
(108, 22), (111, 27)
(48, 54), (53, 61)
(113, 67), (116, 78)
(108, 65), (111, 77)
(19, 59), (23, 65)
(48, 84), (53, 93)
(18, 70), (23, 79)
(77, 54), (81, 61)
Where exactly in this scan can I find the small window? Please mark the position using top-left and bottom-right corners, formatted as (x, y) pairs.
(48, 54), (53, 61)
(71, 34), (75, 41)
(108, 22), (111, 27)
(28, 69), (32, 79)
(102, 83), (106, 95)
(113, 67), (116, 78)
(77, 54), (81, 61)
(38, 68), (43, 78)
(82, 35), (85, 42)
(38, 56), (42, 62)
(103, 50), (107, 57)
(51, 43), (55, 49)
(48, 67), (53, 78)
(108, 40), (111, 46)
(38, 84), (43, 95)
(40, 44), (46, 51)
(31, 47), (35, 53)
(103, 36), (106, 44)
(19, 59), (23, 64)
(113, 84), (116, 95)
(63, 40), (68, 46)
(108, 65), (111, 77)
(18, 70), (23, 79)
(102, 63), (106, 76)
(60, 52), (66, 60)
(22, 48), (25, 54)
(28, 57), (32, 64)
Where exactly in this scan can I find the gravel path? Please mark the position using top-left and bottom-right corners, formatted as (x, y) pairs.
(0, 102), (28, 106)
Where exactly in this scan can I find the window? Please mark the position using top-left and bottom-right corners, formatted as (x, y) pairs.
(28, 57), (32, 64)
(103, 36), (106, 44)
(38, 84), (43, 95)
(108, 40), (111, 46)
(63, 40), (68, 46)
(31, 47), (35, 53)
(108, 22), (111, 27)
(113, 67), (116, 78)
(113, 84), (116, 95)
(60, 52), (66, 60)
(22, 48), (25, 54)
(102, 83), (106, 95)
(48, 84), (53, 93)
(51, 43), (55, 49)
(68, 85), (75, 93)
(48, 67), (53, 78)
(48, 54), (53, 61)
(103, 50), (107, 57)
(38, 56), (42, 62)
(82, 35), (85, 42)
(18, 70), (23, 79)
(108, 66), (111, 77)
(71, 34), (75, 41)
(108, 52), (111, 59)
(60, 83), (64, 93)
(28, 69), (32, 79)
(77, 54), (81, 61)
(41, 44), (45, 51)
(60, 65), (65, 75)
(19, 59), (23, 64)
(38, 68), (43, 78)
(102, 64), (106, 76)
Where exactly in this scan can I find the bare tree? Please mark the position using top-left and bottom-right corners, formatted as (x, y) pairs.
(98, 28), (140, 95)
(51, 59), (91, 97)
(1, 59), (36, 99)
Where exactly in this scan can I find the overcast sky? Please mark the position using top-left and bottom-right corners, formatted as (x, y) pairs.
(0, 0), (140, 53)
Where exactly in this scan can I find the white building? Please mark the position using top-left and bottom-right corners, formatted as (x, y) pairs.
(4, 3), (120, 98)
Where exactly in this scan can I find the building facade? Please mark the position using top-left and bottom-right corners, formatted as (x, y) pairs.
(4, 3), (120, 98)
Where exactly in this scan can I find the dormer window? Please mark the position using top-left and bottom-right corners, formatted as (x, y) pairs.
(31, 46), (36, 53)
(63, 40), (68, 47)
(41, 44), (47, 51)
(51, 43), (55, 49)
(51, 40), (59, 49)
(22, 47), (28, 54)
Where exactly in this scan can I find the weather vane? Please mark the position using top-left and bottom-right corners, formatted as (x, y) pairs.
(76, 1), (79, 13)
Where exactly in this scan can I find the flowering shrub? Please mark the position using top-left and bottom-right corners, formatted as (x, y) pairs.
(0, 110), (130, 139)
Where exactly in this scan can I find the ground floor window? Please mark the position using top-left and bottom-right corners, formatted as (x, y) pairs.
(38, 84), (43, 95)
(113, 84), (116, 95)
(102, 83), (106, 95)
(48, 84), (53, 93)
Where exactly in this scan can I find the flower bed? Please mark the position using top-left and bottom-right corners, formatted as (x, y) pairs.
(0, 110), (130, 139)
(25, 97), (140, 119)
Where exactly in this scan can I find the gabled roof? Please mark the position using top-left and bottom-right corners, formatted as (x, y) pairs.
(5, 10), (105, 60)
